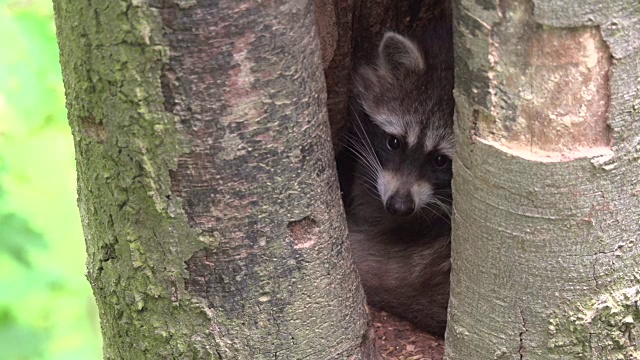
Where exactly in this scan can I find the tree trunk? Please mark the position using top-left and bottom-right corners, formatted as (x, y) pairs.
(447, 0), (640, 358)
(53, 1), (376, 358)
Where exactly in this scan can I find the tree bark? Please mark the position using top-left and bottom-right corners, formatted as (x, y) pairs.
(54, 0), (376, 358)
(447, 0), (640, 358)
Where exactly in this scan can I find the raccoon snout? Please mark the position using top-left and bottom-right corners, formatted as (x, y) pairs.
(385, 193), (415, 217)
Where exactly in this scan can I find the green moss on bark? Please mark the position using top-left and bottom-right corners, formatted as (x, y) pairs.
(549, 284), (640, 359)
(54, 1), (214, 358)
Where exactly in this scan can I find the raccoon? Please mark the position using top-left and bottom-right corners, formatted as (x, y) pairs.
(338, 22), (454, 336)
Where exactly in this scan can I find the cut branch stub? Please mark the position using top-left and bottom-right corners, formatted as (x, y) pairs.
(476, 1), (613, 162)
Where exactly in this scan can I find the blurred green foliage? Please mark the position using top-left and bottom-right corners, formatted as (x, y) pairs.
(0, 0), (102, 359)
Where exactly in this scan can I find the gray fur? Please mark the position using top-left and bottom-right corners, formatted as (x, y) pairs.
(339, 21), (454, 336)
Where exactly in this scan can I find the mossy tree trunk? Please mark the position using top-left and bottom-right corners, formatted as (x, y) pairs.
(447, 0), (640, 358)
(54, 0), (377, 358)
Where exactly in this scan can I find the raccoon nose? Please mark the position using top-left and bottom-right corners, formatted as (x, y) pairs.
(385, 194), (415, 217)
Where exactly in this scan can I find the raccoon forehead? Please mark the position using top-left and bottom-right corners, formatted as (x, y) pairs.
(372, 111), (454, 156)
(371, 112), (422, 146)
(425, 129), (455, 157)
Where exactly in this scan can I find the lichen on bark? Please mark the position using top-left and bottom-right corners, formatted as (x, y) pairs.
(54, 0), (212, 358)
(548, 285), (640, 359)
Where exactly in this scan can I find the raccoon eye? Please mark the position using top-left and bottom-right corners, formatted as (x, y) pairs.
(433, 155), (450, 168)
(387, 136), (401, 151)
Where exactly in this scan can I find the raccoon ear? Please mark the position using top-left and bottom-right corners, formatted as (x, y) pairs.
(378, 32), (425, 75)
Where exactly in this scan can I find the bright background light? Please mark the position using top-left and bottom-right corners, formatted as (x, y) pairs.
(0, 1), (102, 358)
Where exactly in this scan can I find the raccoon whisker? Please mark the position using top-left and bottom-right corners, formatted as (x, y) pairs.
(342, 154), (382, 193)
(341, 134), (378, 169)
(432, 195), (451, 206)
(356, 172), (381, 198)
(363, 179), (380, 196)
(344, 137), (381, 174)
(419, 204), (451, 226)
(361, 163), (382, 186)
(430, 198), (452, 216)
(417, 206), (439, 224)
(429, 210), (451, 226)
(431, 196), (451, 213)
(432, 193), (452, 203)
(354, 138), (380, 174)
(360, 182), (381, 200)
(345, 135), (382, 176)
(341, 139), (382, 179)
(431, 196), (453, 217)
(350, 106), (383, 171)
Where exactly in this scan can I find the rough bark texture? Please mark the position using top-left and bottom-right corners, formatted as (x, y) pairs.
(447, 0), (640, 359)
(316, 0), (451, 149)
(54, 0), (376, 358)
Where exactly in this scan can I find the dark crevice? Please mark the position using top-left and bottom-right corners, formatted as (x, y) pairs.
(408, 0), (426, 24)
(519, 307), (527, 359)
(592, 257), (601, 290)
(101, 243), (117, 262)
(160, 64), (178, 112)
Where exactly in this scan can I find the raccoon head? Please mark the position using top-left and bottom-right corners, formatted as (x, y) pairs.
(351, 31), (454, 218)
